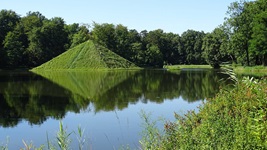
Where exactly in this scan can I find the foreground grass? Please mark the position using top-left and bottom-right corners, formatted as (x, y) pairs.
(164, 65), (212, 70)
(0, 122), (87, 150)
(140, 76), (267, 149)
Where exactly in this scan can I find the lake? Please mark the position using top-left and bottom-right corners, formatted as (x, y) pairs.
(0, 69), (230, 149)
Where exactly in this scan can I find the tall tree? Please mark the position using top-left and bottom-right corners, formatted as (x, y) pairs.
(130, 42), (144, 65)
(0, 10), (20, 67)
(0, 10), (20, 43)
(21, 11), (46, 66)
(226, 0), (255, 66)
(160, 32), (181, 65)
(27, 17), (68, 66)
(114, 24), (130, 58)
(3, 23), (28, 67)
(145, 44), (163, 67)
(249, 0), (267, 65)
(202, 26), (230, 68)
(92, 23), (116, 51)
(64, 23), (79, 48)
(70, 25), (90, 48)
(21, 11), (45, 34)
(181, 30), (206, 64)
(27, 27), (43, 66)
(128, 29), (143, 63)
(40, 17), (69, 62)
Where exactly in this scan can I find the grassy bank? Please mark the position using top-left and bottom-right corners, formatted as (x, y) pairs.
(164, 65), (212, 70)
(232, 66), (267, 76)
(164, 65), (267, 76)
(140, 76), (267, 149)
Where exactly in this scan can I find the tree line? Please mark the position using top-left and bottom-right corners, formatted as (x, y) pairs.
(0, 0), (266, 69)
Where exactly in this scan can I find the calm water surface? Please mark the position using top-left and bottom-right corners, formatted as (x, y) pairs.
(0, 69), (229, 149)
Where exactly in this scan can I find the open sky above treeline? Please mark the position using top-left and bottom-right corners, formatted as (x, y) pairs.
(0, 0), (240, 34)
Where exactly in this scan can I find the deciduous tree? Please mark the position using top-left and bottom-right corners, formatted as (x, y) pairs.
(0, 10), (20, 67)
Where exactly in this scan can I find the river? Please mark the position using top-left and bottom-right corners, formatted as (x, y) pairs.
(0, 69), (230, 149)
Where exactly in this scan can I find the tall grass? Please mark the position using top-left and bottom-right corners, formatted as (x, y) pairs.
(139, 110), (162, 150)
(56, 121), (72, 150)
(0, 137), (9, 150)
(0, 121), (88, 150)
(75, 125), (86, 150)
(140, 75), (267, 149)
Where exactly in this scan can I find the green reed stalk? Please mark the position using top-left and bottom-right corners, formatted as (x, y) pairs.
(57, 121), (72, 150)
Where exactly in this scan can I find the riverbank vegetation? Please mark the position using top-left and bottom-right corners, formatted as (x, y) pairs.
(1, 0), (267, 70)
(164, 65), (212, 70)
(140, 76), (267, 149)
(232, 66), (267, 76)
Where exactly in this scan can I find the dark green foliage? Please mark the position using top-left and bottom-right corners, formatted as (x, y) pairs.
(145, 44), (163, 67)
(92, 22), (117, 51)
(141, 29), (182, 67)
(202, 26), (231, 68)
(181, 30), (206, 65)
(249, 0), (267, 65)
(0, 10), (20, 44)
(3, 24), (27, 67)
(40, 17), (69, 61)
(226, 1), (254, 66)
(70, 25), (90, 48)
(226, 0), (267, 66)
(0, 11), (85, 68)
(0, 10), (20, 67)
(25, 17), (69, 66)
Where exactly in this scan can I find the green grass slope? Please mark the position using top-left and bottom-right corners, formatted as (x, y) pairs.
(31, 40), (139, 70)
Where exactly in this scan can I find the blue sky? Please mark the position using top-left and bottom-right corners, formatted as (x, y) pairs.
(0, 0), (235, 34)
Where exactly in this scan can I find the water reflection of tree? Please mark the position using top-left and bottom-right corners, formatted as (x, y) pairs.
(93, 69), (229, 112)
(0, 69), (230, 127)
(177, 70), (224, 102)
(0, 72), (84, 127)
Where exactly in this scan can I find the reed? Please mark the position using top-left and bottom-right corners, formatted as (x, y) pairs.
(56, 121), (72, 150)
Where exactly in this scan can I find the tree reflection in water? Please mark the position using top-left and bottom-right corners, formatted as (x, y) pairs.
(0, 69), (230, 127)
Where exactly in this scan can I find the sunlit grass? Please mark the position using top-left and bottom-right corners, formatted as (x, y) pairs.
(31, 40), (139, 71)
(164, 65), (212, 70)
(232, 65), (267, 76)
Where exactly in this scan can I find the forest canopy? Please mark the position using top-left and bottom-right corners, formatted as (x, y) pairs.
(0, 0), (266, 69)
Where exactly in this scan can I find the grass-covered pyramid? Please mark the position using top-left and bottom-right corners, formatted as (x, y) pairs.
(32, 40), (139, 71)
